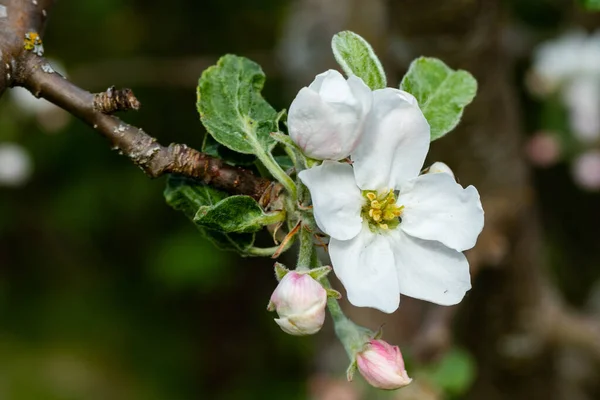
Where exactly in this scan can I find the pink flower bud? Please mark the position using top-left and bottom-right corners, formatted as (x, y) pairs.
(268, 271), (327, 336)
(356, 340), (412, 390)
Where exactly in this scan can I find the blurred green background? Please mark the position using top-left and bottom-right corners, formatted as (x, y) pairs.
(1, 0), (600, 399)
(0, 1), (309, 399)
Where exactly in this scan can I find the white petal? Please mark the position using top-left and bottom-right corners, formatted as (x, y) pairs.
(398, 173), (484, 251)
(298, 161), (363, 240)
(387, 230), (471, 306)
(310, 69), (354, 103)
(347, 75), (373, 118)
(351, 88), (430, 190)
(288, 71), (371, 160)
(425, 161), (455, 180)
(329, 229), (400, 313)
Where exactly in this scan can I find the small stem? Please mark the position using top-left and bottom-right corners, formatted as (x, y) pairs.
(256, 151), (297, 200)
(261, 210), (287, 226)
(316, 255), (373, 359)
(246, 240), (293, 257)
(296, 224), (314, 271)
(283, 145), (299, 172)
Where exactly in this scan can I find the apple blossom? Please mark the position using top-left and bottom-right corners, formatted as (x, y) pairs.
(268, 271), (327, 336)
(531, 30), (600, 94)
(298, 88), (484, 313)
(356, 339), (412, 390)
(287, 69), (372, 160)
(531, 31), (600, 142)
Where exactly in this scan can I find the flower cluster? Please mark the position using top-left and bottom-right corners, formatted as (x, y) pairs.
(288, 70), (484, 313)
(528, 31), (600, 190)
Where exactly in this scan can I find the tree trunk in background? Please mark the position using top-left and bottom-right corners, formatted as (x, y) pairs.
(280, 0), (574, 399)
(388, 1), (560, 398)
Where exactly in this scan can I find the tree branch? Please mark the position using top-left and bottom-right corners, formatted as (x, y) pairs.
(0, 1), (274, 202)
(12, 52), (272, 201)
(0, 0), (54, 97)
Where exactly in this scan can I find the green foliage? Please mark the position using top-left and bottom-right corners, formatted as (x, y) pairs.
(164, 175), (257, 255)
(197, 54), (279, 155)
(273, 154), (294, 170)
(195, 195), (284, 233)
(332, 31), (387, 90)
(579, 0), (600, 10)
(202, 134), (256, 166)
(400, 57), (477, 141)
(423, 348), (476, 397)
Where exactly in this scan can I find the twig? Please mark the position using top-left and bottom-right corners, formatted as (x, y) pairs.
(0, 1), (276, 202)
(13, 52), (272, 200)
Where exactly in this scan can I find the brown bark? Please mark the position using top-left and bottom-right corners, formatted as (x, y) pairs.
(0, 1), (273, 202)
(0, 0), (54, 97)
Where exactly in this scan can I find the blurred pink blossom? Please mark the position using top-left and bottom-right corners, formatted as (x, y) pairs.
(525, 132), (561, 167)
(572, 150), (600, 191)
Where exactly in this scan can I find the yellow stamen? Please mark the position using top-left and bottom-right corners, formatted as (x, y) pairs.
(372, 210), (382, 222)
(361, 189), (404, 231)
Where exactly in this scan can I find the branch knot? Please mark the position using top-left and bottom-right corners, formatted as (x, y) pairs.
(93, 86), (141, 114)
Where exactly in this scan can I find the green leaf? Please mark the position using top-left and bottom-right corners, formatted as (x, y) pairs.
(202, 134), (256, 166)
(400, 57), (477, 141)
(194, 195), (284, 233)
(331, 31), (386, 90)
(197, 54), (278, 155)
(202, 229), (256, 254)
(273, 155), (294, 171)
(164, 175), (257, 255)
(579, 0), (600, 10)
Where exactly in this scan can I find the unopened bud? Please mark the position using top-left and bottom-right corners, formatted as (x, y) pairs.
(287, 70), (372, 160)
(424, 162), (455, 180)
(356, 340), (412, 390)
(268, 271), (327, 336)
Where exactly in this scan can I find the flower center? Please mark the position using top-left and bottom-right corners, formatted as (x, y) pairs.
(361, 189), (404, 231)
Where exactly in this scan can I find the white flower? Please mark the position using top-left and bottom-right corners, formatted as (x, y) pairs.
(268, 271), (327, 335)
(287, 69), (372, 160)
(298, 88), (484, 313)
(531, 31), (600, 142)
(562, 76), (600, 143)
(532, 31), (600, 91)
